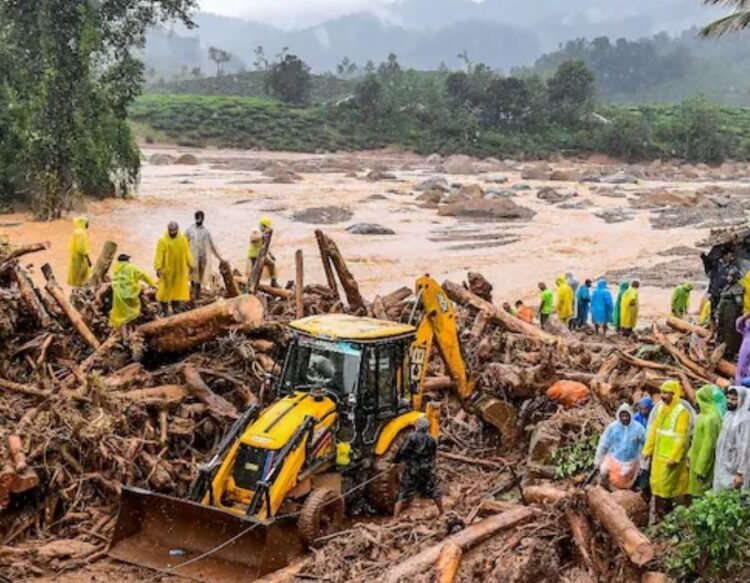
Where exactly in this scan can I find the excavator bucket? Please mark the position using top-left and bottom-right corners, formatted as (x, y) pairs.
(109, 487), (303, 582)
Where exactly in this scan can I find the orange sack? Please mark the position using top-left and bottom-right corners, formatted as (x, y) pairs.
(546, 380), (590, 409)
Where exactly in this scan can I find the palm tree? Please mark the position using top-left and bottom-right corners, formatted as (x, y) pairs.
(701, 0), (750, 36)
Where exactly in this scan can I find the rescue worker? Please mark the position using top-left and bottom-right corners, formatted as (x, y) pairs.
(712, 385), (728, 418)
(612, 281), (629, 331)
(566, 271), (580, 321)
(619, 280), (640, 337)
(633, 396), (653, 429)
(247, 217), (279, 288)
(687, 385), (722, 498)
(671, 282), (693, 319)
(714, 386), (750, 491)
(574, 279), (592, 329)
(538, 282), (554, 328)
(393, 417), (443, 518)
(67, 216), (92, 287)
(594, 403), (645, 490)
(109, 254), (156, 340)
(502, 302), (516, 316)
(642, 380), (691, 521)
(698, 294), (711, 327)
(708, 249), (735, 319)
(591, 278), (613, 335)
(154, 221), (192, 315)
(736, 313), (750, 386)
(716, 270), (743, 359)
(515, 300), (534, 324)
(185, 210), (223, 300)
(555, 275), (574, 327)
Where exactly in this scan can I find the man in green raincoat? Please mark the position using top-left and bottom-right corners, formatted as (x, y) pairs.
(642, 380), (691, 520)
(687, 385), (722, 498)
(671, 282), (693, 319)
(612, 281), (629, 330)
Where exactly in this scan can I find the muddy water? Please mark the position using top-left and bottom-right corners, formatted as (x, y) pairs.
(0, 146), (723, 322)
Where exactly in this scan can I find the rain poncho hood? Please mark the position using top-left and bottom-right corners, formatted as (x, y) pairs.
(154, 231), (193, 303)
(591, 279), (614, 325)
(620, 286), (640, 330)
(714, 387), (750, 490)
(642, 380), (691, 498)
(712, 385), (728, 418)
(555, 275), (574, 321)
(595, 403), (646, 489)
(612, 281), (629, 328)
(109, 261), (156, 328)
(67, 216), (91, 287)
(634, 396), (653, 428)
(688, 385), (722, 496)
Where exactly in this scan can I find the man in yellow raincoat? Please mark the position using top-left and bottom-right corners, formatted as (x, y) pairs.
(555, 275), (574, 326)
(247, 217), (278, 288)
(620, 280), (640, 336)
(154, 222), (192, 314)
(642, 380), (691, 521)
(67, 216), (92, 287)
(110, 254), (156, 338)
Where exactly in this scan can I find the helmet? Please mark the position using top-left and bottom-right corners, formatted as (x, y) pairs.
(260, 217), (272, 229)
(415, 417), (430, 433)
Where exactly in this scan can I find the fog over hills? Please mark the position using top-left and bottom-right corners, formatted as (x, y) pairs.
(146, 0), (724, 74)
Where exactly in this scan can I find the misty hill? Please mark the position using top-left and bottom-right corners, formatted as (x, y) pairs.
(144, 0), (722, 75)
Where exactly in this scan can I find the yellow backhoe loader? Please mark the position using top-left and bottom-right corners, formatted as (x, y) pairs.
(109, 276), (513, 581)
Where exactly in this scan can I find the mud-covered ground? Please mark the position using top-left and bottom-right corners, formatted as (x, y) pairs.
(2, 147), (744, 325)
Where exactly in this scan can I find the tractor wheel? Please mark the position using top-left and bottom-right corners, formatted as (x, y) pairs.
(298, 487), (345, 548)
(367, 430), (411, 515)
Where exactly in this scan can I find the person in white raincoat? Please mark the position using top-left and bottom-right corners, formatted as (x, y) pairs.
(595, 403), (646, 489)
(185, 210), (223, 299)
(713, 386), (750, 491)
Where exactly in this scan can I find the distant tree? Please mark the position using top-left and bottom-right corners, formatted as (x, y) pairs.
(445, 71), (473, 104)
(265, 54), (311, 105)
(254, 46), (268, 71)
(191, 66), (203, 79)
(208, 46), (232, 76)
(701, 0), (750, 36)
(364, 60), (376, 75)
(482, 77), (530, 128)
(354, 74), (384, 122)
(378, 53), (402, 82)
(337, 57), (358, 79)
(546, 60), (596, 125)
(457, 50), (473, 72)
(672, 98), (729, 163)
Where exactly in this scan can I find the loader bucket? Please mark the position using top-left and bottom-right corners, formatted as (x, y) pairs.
(109, 487), (303, 582)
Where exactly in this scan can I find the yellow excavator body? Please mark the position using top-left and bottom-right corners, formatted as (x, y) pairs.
(110, 277), (515, 582)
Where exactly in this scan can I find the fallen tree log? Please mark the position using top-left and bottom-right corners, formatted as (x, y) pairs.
(652, 326), (729, 390)
(248, 229), (273, 294)
(316, 230), (365, 312)
(435, 542), (462, 583)
(442, 280), (557, 344)
(87, 241), (117, 287)
(295, 250), (304, 319)
(609, 490), (649, 528)
(3, 241), (50, 262)
(522, 484), (571, 505)
(120, 385), (187, 407)
(219, 260), (240, 298)
(565, 508), (596, 576)
(586, 485), (654, 566)
(7, 436), (38, 493)
(10, 264), (51, 328)
(666, 316), (737, 378)
(41, 264), (100, 350)
(135, 295), (263, 353)
(383, 507), (536, 583)
(315, 230), (340, 301)
(183, 366), (238, 419)
(257, 284), (294, 299)
(0, 377), (50, 398)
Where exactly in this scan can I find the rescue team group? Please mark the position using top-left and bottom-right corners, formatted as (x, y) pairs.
(64, 213), (750, 521)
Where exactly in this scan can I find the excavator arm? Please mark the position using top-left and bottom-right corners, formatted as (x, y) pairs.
(409, 275), (518, 446)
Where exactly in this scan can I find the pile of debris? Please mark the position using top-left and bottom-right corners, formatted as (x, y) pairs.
(0, 231), (736, 582)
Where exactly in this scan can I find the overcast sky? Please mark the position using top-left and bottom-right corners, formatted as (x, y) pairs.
(200, 0), (392, 27)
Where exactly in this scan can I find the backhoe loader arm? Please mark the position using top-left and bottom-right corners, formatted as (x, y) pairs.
(409, 276), (518, 447)
(409, 276), (474, 409)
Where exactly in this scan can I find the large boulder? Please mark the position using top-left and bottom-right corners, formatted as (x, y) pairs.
(174, 153), (200, 165)
(346, 223), (395, 235)
(149, 153), (175, 166)
(456, 183), (484, 200)
(438, 198), (536, 220)
(365, 169), (397, 181)
(521, 162), (551, 181)
(536, 187), (576, 204)
(415, 176), (450, 192)
(416, 190), (444, 204)
(549, 169), (581, 181)
(440, 154), (478, 175)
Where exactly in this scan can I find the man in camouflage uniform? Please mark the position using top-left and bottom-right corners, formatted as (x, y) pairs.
(393, 417), (444, 517)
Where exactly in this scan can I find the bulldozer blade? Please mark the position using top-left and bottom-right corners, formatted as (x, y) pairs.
(109, 486), (303, 582)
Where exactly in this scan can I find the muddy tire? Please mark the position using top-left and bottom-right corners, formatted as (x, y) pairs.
(298, 487), (345, 548)
(367, 430), (411, 515)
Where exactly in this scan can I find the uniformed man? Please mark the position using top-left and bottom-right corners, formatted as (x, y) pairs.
(393, 417), (443, 517)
